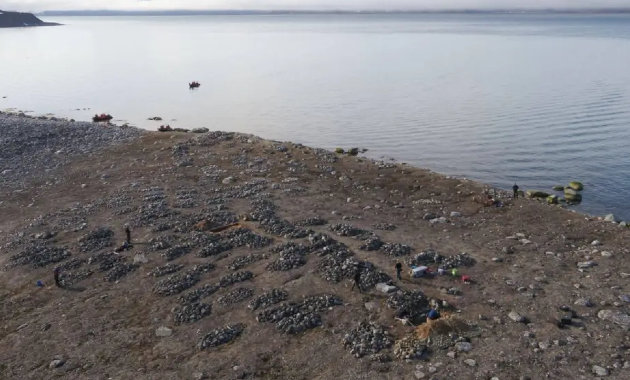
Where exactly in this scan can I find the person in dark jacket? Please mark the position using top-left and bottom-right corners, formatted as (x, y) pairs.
(351, 265), (362, 292)
(395, 262), (403, 281)
(53, 267), (62, 288)
(512, 183), (519, 199)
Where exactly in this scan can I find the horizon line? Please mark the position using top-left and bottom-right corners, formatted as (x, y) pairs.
(35, 8), (630, 16)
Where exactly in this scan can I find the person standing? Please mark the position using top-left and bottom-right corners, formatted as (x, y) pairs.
(53, 267), (62, 288)
(124, 225), (131, 244)
(351, 265), (362, 292)
(512, 183), (519, 199)
(395, 262), (403, 281)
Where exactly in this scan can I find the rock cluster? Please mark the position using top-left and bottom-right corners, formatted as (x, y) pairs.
(342, 321), (393, 358)
(393, 336), (428, 360)
(199, 324), (245, 349)
(150, 263), (184, 277)
(104, 262), (139, 282)
(179, 283), (220, 304)
(330, 223), (367, 237)
(154, 265), (215, 297)
(217, 287), (254, 305)
(8, 243), (71, 268)
(295, 217), (327, 227)
(372, 223), (396, 231)
(218, 271), (253, 288)
(257, 294), (342, 334)
(267, 242), (309, 271)
(381, 242), (412, 257)
(174, 302), (212, 324)
(248, 289), (288, 310)
(228, 254), (265, 270)
(162, 245), (192, 261)
(387, 290), (431, 324)
(78, 227), (114, 252)
(408, 250), (476, 269)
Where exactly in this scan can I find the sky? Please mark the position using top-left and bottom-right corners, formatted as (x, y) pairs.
(2, 0), (630, 12)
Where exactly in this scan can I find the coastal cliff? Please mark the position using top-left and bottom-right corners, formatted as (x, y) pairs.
(0, 10), (59, 28)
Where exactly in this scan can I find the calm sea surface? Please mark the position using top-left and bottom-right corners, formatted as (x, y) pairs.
(2, 14), (630, 219)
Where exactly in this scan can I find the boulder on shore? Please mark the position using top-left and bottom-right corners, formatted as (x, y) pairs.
(526, 190), (549, 199)
(567, 181), (584, 191)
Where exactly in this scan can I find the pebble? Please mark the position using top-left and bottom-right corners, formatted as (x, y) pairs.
(155, 326), (172, 337)
(49, 359), (65, 369)
(464, 359), (477, 367)
(592, 365), (609, 376)
(508, 311), (527, 323)
(574, 298), (593, 307)
(455, 341), (473, 352)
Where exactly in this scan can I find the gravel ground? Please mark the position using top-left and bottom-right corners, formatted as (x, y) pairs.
(0, 112), (143, 189)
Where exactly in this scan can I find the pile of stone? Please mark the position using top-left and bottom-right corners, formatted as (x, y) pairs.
(300, 294), (343, 312)
(105, 192), (136, 215)
(104, 262), (139, 282)
(381, 242), (412, 257)
(256, 294), (342, 334)
(228, 254), (265, 270)
(220, 179), (269, 199)
(58, 268), (93, 287)
(162, 245), (192, 261)
(223, 228), (273, 249)
(194, 130), (234, 147)
(307, 233), (349, 257)
(171, 143), (193, 167)
(198, 240), (233, 258)
(440, 252), (476, 269)
(248, 289), (288, 310)
(329, 223), (367, 237)
(317, 256), (359, 283)
(217, 287), (254, 306)
(178, 283), (220, 304)
(198, 227), (272, 257)
(174, 189), (198, 209)
(154, 265), (215, 296)
(150, 263), (184, 277)
(218, 271), (253, 288)
(408, 249), (442, 266)
(199, 324), (245, 350)
(150, 235), (179, 251)
(408, 250), (476, 269)
(57, 257), (86, 271)
(387, 290), (431, 324)
(78, 227), (114, 252)
(359, 234), (384, 251)
(295, 217), (327, 227)
(357, 262), (392, 290)
(373, 223), (396, 231)
(8, 243), (71, 268)
(267, 242), (310, 271)
(174, 302), (211, 324)
(135, 199), (172, 228)
(88, 252), (125, 272)
(248, 199), (277, 221)
(261, 217), (309, 239)
(393, 336), (428, 360)
(342, 321), (393, 358)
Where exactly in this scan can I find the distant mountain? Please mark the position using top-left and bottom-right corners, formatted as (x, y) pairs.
(0, 10), (60, 28)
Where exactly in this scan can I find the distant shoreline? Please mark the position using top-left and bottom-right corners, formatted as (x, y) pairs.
(38, 9), (630, 17)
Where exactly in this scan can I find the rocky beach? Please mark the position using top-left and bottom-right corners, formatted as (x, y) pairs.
(1, 111), (629, 380)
